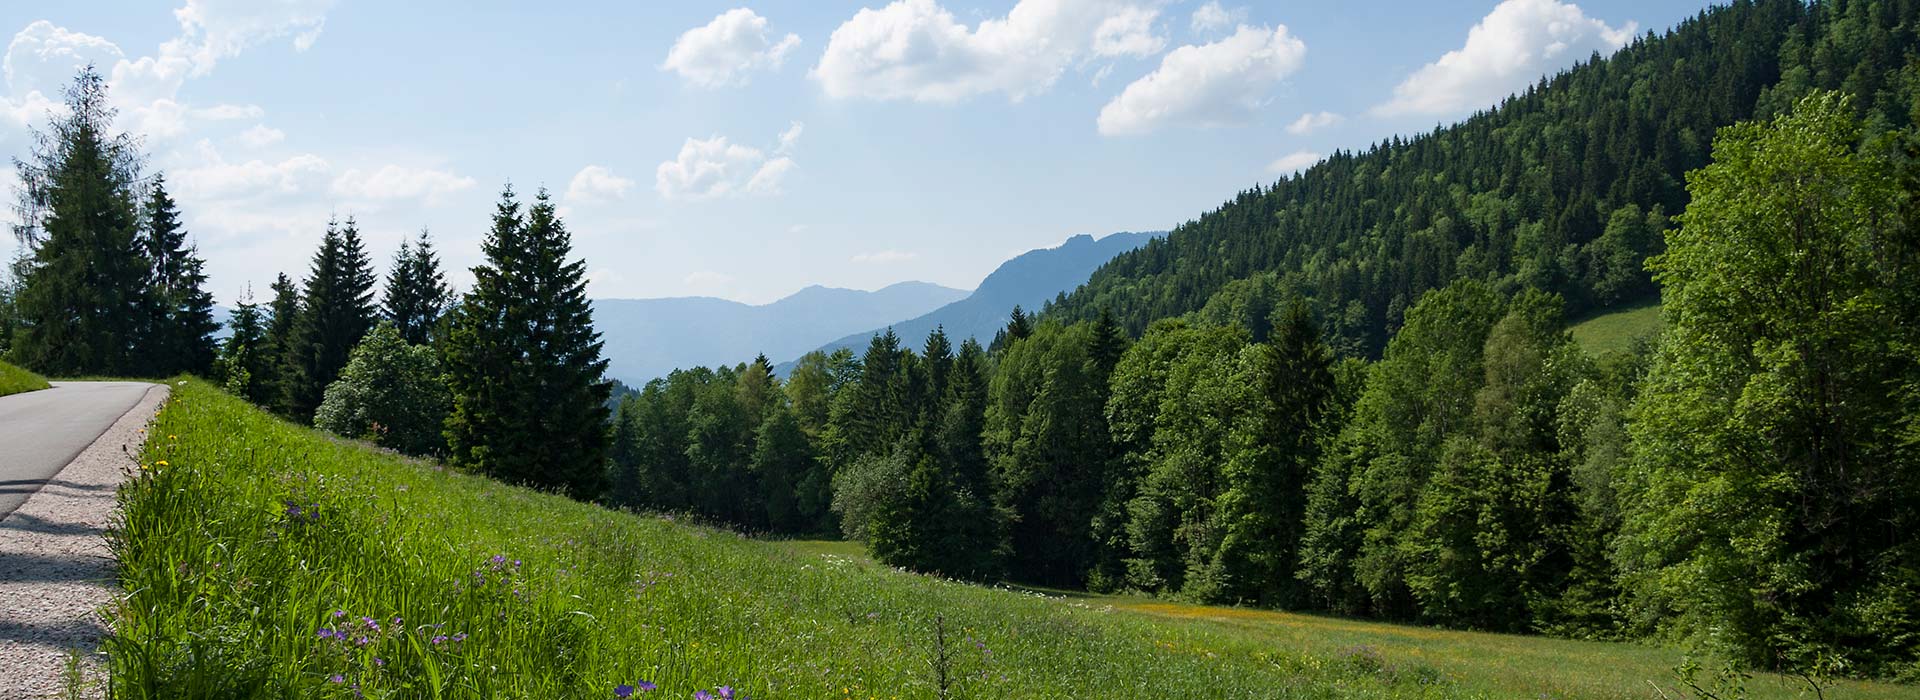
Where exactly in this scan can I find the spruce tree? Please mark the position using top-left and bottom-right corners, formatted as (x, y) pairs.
(215, 287), (267, 399)
(9, 67), (149, 375)
(139, 173), (219, 376)
(444, 186), (611, 497)
(382, 228), (451, 345)
(259, 273), (301, 409)
(282, 217), (378, 421)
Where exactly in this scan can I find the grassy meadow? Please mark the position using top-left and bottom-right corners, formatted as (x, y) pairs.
(108, 380), (1917, 699)
(0, 359), (50, 396)
(1568, 299), (1664, 357)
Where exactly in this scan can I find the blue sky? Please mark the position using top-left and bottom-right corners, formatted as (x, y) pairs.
(0, 0), (1708, 305)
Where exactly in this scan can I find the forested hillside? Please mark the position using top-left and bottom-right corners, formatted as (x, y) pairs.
(1048, 0), (1919, 357)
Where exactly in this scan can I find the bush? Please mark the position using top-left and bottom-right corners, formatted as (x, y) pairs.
(315, 322), (449, 456)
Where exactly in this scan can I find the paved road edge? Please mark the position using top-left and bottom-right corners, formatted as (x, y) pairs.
(0, 382), (170, 700)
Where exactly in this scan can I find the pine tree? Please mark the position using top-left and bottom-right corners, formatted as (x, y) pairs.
(382, 228), (451, 345)
(444, 186), (611, 497)
(9, 67), (149, 375)
(259, 273), (301, 409)
(139, 173), (219, 376)
(215, 287), (267, 398)
(282, 217), (378, 421)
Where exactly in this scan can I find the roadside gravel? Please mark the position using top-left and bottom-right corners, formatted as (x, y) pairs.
(0, 383), (167, 699)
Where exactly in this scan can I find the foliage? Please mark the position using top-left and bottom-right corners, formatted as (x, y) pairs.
(442, 187), (611, 497)
(137, 174), (219, 377)
(282, 218), (379, 421)
(8, 67), (149, 376)
(314, 321), (450, 457)
(1048, 0), (1920, 359)
(1619, 92), (1920, 676)
(382, 228), (451, 346)
(215, 290), (268, 399)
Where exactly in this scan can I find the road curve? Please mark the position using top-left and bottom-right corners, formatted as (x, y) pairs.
(0, 381), (155, 519)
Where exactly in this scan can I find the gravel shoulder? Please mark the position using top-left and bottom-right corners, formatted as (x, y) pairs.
(0, 383), (168, 699)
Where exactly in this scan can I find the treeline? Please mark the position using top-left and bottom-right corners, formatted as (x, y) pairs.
(4, 67), (612, 498)
(1048, 0), (1920, 358)
(610, 95), (1920, 677)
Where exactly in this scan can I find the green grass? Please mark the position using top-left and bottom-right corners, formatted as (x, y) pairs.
(0, 359), (50, 396)
(110, 380), (1919, 699)
(1569, 298), (1664, 357)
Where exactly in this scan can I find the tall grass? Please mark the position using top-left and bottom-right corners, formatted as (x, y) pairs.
(108, 380), (1455, 699)
(0, 359), (50, 396)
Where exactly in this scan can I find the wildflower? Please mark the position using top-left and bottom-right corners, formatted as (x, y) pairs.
(717, 687), (735, 699)
(329, 674), (345, 684)
(317, 628), (334, 639)
(155, 460), (169, 468)
(637, 681), (657, 691)
(695, 692), (712, 700)
(333, 610), (347, 619)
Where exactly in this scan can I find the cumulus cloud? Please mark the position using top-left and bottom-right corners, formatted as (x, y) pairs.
(172, 140), (331, 200)
(1189, 2), (1241, 33)
(811, 0), (1166, 102)
(330, 165), (477, 205)
(661, 8), (801, 88)
(237, 123), (284, 148)
(565, 165), (636, 204)
(1097, 23), (1306, 136)
(850, 250), (917, 264)
(1374, 0), (1634, 117)
(655, 123), (801, 201)
(1266, 150), (1322, 174)
(1285, 110), (1341, 135)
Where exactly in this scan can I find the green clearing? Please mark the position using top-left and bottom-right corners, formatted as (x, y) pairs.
(0, 359), (50, 396)
(1569, 298), (1664, 357)
(109, 380), (1917, 699)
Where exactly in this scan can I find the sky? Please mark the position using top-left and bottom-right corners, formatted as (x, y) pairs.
(0, 0), (1710, 306)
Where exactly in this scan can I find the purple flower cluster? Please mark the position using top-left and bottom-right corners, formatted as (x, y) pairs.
(612, 680), (657, 697)
(281, 499), (322, 523)
(694, 687), (745, 700)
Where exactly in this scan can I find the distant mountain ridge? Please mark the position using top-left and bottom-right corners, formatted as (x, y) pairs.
(595, 281), (967, 384)
(779, 231), (1160, 372)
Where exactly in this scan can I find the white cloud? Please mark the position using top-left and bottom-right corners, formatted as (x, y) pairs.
(661, 8), (801, 88)
(1092, 7), (1164, 57)
(1097, 23), (1306, 136)
(655, 124), (801, 201)
(1189, 2), (1241, 33)
(811, 0), (1166, 103)
(172, 140), (331, 200)
(237, 123), (283, 147)
(168, 0), (336, 76)
(1266, 150), (1322, 174)
(330, 164), (477, 204)
(1285, 110), (1341, 135)
(1374, 0), (1634, 117)
(850, 250), (917, 264)
(192, 103), (263, 120)
(565, 165), (636, 204)
(776, 120), (803, 154)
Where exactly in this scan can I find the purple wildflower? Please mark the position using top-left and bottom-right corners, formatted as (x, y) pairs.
(717, 687), (735, 699)
(637, 681), (657, 691)
(694, 692), (712, 700)
(614, 685), (634, 698)
(431, 635), (448, 645)
(317, 628), (334, 639)
(332, 610), (347, 619)
(328, 674), (345, 684)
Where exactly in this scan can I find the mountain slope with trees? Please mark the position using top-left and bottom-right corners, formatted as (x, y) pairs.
(1045, 0), (1919, 358)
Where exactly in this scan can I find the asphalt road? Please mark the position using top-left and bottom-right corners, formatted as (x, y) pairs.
(0, 381), (153, 519)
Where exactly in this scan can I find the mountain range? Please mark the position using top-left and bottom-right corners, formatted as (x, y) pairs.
(594, 282), (967, 385)
(776, 231), (1158, 373)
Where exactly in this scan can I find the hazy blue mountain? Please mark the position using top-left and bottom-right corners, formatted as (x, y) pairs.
(779, 231), (1159, 372)
(595, 281), (968, 384)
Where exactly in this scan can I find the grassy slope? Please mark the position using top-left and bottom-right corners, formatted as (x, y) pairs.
(113, 381), (1914, 699)
(0, 359), (50, 396)
(1569, 299), (1664, 357)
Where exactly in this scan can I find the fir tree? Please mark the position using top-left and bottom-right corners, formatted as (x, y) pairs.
(139, 173), (219, 376)
(9, 67), (148, 375)
(383, 228), (451, 345)
(444, 186), (611, 497)
(283, 217), (378, 421)
(259, 273), (301, 409)
(215, 287), (267, 398)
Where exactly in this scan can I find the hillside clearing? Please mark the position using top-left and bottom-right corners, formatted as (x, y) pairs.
(1569, 299), (1664, 357)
